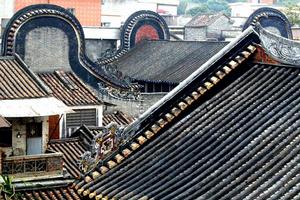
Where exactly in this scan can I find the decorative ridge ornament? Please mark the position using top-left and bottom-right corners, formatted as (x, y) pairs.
(258, 24), (300, 66)
(77, 122), (128, 173)
(243, 7), (293, 39)
(1, 4), (140, 100)
(96, 10), (170, 65)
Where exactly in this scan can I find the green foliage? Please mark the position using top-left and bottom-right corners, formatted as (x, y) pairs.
(0, 175), (15, 200)
(207, 0), (231, 15)
(178, 0), (188, 15)
(283, 3), (300, 26)
(186, 4), (209, 16)
(190, 0), (208, 3)
(185, 0), (231, 16)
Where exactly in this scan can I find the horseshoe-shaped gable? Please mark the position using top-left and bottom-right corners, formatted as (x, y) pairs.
(1, 4), (134, 99)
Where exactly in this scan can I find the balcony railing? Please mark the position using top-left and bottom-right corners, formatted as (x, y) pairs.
(1, 152), (63, 177)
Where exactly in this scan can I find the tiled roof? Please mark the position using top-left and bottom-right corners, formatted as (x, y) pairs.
(20, 187), (80, 200)
(115, 40), (228, 83)
(0, 57), (48, 100)
(75, 28), (300, 199)
(185, 13), (228, 27)
(103, 111), (135, 126)
(38, 71), (102, 106)
(76, 58), (300, 199)
(0, 116), (10, 127)
(47, 138), (87, 178)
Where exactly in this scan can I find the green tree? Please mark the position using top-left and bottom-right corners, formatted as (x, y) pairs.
(207, 0), (231, 15)
(186, 4), (209, 16)
(190, 0), (208, 3)
(178, 0), (188, 15)
(284, 3), (300, 26)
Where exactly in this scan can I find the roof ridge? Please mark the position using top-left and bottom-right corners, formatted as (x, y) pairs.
(74, 27), (259, 198)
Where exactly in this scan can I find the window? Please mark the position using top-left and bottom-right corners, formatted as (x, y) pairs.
(0, 127), (12, 147)
(26, 122), (42, 138)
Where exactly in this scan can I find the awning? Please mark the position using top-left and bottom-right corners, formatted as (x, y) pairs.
(0, 97), (74, 117)
(0, 116), (11, 127)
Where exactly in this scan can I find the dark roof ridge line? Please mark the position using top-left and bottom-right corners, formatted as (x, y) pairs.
(78, 43), (257, 199)
(74, 27), (259, 198)
(124, 27), (257, 135)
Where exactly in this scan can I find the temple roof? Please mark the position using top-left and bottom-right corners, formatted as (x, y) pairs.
(74, 27), (300, 199)
(115, 40), (228, 83)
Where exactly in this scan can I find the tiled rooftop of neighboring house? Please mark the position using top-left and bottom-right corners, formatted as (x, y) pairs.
(47, 137), (88, 178)
(185, 13), (229, 27)
(103, 111), (135, 126)
(38, 71), (102, 106)
(114, 40), (228, 83)
(0, 57), (48, 100)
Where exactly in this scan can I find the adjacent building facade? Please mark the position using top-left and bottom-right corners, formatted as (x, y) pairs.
(101, 0), (179, 27)
(14, 0), (102, 26)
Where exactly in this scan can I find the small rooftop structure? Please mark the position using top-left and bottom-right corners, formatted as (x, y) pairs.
(185, 13), (231, 27)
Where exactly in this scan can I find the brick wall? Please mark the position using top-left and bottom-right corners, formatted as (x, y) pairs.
(15, 0), (101, 26)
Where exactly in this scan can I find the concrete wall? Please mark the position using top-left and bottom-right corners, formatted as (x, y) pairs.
(184, 27), (207, 41)
(185, 16), (232, 41)
(104, 92), (167, 118)
(85, 39), (116, 62)
(3, 116), (49, 157)
(24, 27), (71, 72)
(207, 16), (232, 39)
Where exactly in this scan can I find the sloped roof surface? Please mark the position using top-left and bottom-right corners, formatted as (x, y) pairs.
(0, 57), (48, 99)
(38, 71), (102, 106)
(115, 40), (228, 83)
(103, 111), (135, 126)
(185, 13), (227, 27)
(21, 187), (80, 200)
(48, 138), (87, 178)
(76, 62), (300, 199)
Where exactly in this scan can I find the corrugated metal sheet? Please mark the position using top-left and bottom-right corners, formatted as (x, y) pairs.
(0, 97), (73, 117)
(115, 40), (228, 83)
(0, 57), (48, 100)
(38, 71), (102, 106)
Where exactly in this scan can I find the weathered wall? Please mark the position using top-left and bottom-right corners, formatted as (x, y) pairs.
(3, 117), (49, 157)
(185, 16), (232, 41)
(104, 92), (167, 118)
(24, 27), (71, 72)
(184, 27), (207, 41)
(85, 39), (116, 62)
(207, 16), (232, 39)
